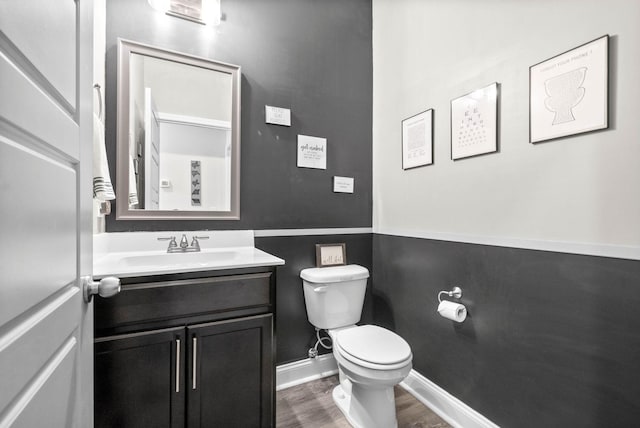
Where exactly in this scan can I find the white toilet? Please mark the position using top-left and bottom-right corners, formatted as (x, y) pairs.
(300, 264), (413, 428)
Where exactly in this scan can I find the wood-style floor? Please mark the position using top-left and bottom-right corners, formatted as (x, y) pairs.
(276, 375), (452, 428)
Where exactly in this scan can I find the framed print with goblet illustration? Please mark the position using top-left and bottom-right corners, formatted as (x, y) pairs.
(530, 35), (609, 143)
(402, 109), (433, 170)
(451, 82), (499, 160)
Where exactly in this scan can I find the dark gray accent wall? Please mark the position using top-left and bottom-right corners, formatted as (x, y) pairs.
(372, 234), (640, 428)
(256, 234), (372, 365)
(104, 0), (372, 232)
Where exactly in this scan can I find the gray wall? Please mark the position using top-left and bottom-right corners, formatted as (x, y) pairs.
(256, 234), (373, 364)
(104, 0), (372, 232)
(373, 234), (640, 427)
(102, 0), (373, 365)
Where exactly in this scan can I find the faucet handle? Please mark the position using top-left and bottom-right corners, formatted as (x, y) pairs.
(190, 235), (209, 249)
(157, 236), (177, 248)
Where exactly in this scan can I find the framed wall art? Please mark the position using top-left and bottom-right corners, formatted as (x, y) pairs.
(451, 82), (499, 160)
(530, 35), (609, 143)
(402, 109), (433, 169)
(315, 243), (346, 267)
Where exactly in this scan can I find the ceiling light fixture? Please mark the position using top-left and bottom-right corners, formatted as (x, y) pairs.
(148, 0), (221, 26)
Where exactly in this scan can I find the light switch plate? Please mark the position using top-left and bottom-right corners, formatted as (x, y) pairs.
(265, 105), (291, 126)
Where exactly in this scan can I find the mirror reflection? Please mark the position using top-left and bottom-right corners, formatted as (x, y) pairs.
(116, 39), (240, 220)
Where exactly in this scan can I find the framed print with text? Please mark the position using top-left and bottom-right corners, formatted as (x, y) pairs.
(402, 109), (433, 169)
(530, 35), (609, 143)
(315, 243), (346, 267)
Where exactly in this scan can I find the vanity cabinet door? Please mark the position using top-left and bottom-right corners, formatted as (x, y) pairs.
(95, 327), (186, 428)
(187, 314), (274, 428)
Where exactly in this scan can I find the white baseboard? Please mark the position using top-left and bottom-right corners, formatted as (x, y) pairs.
(400, 370), (500, 428)
(277, 355), (498, 428)
(276, 354), (338, 391)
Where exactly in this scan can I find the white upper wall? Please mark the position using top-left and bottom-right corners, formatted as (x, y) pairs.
(372, 0), (640, 253)
(141, 54), (233, 122)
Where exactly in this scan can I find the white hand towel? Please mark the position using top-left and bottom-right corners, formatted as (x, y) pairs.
(128, 156), (139, 208)
(92, 113), (115, 200)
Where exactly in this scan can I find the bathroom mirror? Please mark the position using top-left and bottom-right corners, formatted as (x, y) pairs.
(115, 39), (240, 220)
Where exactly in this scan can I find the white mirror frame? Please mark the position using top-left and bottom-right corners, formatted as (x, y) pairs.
(115, 38), (241, 220)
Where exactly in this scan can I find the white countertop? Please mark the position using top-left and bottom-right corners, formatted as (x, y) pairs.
(93, 230), (285, 278)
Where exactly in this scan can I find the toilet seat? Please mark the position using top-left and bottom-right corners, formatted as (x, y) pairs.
(335, 325), (412, 370)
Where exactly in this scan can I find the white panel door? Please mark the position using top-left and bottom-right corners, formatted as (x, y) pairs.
(144, 88), (161, 209)
(0, 0), (94, 427)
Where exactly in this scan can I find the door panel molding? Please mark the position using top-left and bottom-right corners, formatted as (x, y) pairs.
(0, 0), (77, 109)
(0, 53), (78, 159)
(0, 121), (77, 168)
(0, 335), (77, 427)
(0, 287), (79, 413)
(0, 138), (77, 327)
(0, 32), (75, 116)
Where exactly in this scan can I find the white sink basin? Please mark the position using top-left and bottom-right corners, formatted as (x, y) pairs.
(93, 231), (285, 278)
(120, 250), (238, 267)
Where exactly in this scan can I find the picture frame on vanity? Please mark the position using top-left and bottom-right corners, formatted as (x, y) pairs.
(402, 109), (434, 169)
(450, 82), (499, 160)
(315, 243), (346, 268)
(529, 35), (609, 144)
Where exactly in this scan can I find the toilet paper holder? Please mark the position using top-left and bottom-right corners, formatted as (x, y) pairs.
(438, 286), (462, 302)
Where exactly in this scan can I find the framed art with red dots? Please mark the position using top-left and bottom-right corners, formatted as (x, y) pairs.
(450, 82), (499, 160)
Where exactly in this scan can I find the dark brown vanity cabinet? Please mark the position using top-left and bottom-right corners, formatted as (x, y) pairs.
(187, 315), (272, 427)
(94, 268), (276, 428)
(94, 327), (186, 428)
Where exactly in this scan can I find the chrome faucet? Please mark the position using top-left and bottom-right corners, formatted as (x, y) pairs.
(190, 235), (209, 251)
(158, 234), (209, 253)
(179, 234), (189, 249)
(157, 236), (178, 252)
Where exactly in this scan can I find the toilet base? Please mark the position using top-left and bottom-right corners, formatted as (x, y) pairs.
(332, 383), (398, 428)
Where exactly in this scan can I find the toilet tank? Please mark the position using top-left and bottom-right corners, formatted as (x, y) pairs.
(300, 264), (369, 330)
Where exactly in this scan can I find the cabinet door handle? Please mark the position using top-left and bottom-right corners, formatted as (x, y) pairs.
(175, 339), (181, 393)
(192, 337), (198, 390)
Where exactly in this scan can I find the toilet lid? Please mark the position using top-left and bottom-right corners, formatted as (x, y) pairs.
(300, 264), (369, 283)
(336, 325), (411, 365)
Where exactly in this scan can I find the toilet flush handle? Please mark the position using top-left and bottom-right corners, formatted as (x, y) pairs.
(313, 286), (328, 293)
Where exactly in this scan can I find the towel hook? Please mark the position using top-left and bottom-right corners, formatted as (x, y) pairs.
(93, 83), (103, 120)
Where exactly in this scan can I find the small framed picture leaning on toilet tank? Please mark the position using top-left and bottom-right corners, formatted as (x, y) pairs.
(529, 35), (609, 144)
(315, 243), (346, 267)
